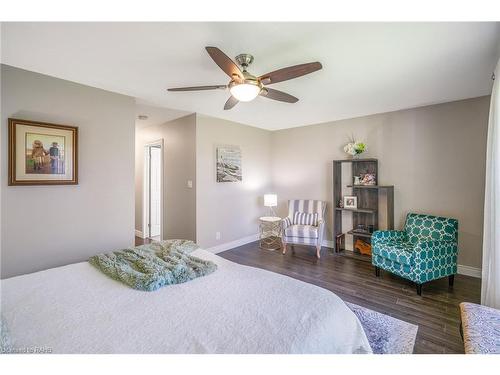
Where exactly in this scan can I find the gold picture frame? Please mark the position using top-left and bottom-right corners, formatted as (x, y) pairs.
(8, 118), (78, 185)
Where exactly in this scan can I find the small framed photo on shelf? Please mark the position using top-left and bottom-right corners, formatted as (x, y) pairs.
(360, 173), (376, 185)
(343, 195), (358, 209)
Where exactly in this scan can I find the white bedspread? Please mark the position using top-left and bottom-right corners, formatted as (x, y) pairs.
(1, 249), (371, 354)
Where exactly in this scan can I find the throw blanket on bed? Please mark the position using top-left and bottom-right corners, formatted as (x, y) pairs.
(89, 240), (216, 291)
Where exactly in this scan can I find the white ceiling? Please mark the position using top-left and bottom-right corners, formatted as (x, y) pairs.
(2, 22), (499, 130)
(135, 100), (191, 129)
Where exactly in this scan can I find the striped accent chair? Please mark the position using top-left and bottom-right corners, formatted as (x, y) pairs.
(282, 200), (326, 259)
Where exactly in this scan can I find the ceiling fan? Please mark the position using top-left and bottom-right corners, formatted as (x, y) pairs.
(168, 47), (322, 110)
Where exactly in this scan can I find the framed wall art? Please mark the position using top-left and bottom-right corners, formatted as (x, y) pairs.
(216, 145), (242, 182)
(8, 118), (78, 185)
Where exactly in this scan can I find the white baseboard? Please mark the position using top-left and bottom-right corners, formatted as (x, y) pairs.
(207, 236), (333, 254)
(204, 234), (260, 254)
(457, 264), (481, 278)
(135, 230), (145, 239)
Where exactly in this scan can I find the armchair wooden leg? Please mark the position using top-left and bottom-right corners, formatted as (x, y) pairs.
(282, 241), (287, 255)
(316, 245), (321, 259)
(449, 275), (455, 287)
(375, 266), (380, 277)
(416, 283), (422, 296)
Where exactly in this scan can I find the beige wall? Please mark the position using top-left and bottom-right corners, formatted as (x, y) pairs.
(1, 65), (136, 278)
(196, 114), (272, 249)
(135, 114), (197, 241)
(271, 96), (490, 269)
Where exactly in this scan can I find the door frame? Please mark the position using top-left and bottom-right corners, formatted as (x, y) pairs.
(143, 139), (164, 240)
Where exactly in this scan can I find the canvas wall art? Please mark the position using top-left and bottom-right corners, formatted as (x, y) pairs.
(216, 145), (242, 182)
(8, 118), (78, 185)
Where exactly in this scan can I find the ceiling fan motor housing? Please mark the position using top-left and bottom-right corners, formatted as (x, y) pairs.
(235, 54), (254, 69)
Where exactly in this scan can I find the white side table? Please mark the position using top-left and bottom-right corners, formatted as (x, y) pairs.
(259, 216), (282, 251)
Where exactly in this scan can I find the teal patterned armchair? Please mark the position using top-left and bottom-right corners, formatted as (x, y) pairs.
(372, 213), (458, 295)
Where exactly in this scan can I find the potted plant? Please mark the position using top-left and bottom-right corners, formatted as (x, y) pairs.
(343, 137), (366, 159)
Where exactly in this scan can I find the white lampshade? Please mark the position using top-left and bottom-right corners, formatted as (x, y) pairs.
(264, 194), (277, 207)
(230, 83), (261, 102)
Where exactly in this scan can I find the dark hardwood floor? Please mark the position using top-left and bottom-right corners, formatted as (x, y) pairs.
(219, 242), (481, 354)
(134, 237), (481, 354)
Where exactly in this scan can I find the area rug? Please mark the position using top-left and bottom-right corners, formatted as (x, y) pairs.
(346, 302), (418, 354)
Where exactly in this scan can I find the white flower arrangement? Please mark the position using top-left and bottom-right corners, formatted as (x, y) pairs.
(343, 137), (366, 157)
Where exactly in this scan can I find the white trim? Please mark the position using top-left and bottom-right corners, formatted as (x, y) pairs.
(458, 264), (482, 278)
(206, 236), (332, 254)
(134, 230), (145, 239)
(204, 234), (260, 254)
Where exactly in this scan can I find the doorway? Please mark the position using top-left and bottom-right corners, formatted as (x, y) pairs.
(143, 140), (163, 240)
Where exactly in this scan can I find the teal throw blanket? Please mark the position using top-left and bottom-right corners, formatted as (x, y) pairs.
(89, 240), (217, 291)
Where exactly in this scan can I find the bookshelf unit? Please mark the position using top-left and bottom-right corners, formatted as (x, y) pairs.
(332, 158), (394, 255)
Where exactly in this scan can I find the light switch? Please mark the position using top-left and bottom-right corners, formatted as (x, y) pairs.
(187, 180), (193, 188)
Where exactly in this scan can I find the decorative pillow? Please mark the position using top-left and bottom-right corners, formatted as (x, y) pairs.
(283, 217), (292, 228)
(293, 211), (319, 226)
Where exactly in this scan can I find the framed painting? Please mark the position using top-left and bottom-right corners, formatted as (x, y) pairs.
(216, 145), (242, 182)
(8, 118), (78, 185)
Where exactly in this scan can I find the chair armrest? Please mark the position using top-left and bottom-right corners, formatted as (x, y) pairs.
(282, 217), (292, 230)
(372, 230), (406, 245)
(413, 240), (458, 279)
(414, 240), (458, 258)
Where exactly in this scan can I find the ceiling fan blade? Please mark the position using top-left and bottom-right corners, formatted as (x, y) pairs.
(206, 47), (244, 81)
(168, 85), (226, 92)
(224, 96), (239, 110)
(259, 62), (322, 85)
(260, 88), (298, 103)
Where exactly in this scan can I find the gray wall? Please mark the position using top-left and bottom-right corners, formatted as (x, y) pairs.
(196, 114), (272, 249)
(1, 65), (136, 278)
(135, 114), (196, 241)
(271, 96), (490, 269)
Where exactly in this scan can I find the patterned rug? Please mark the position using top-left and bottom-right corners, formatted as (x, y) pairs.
(346, 302), (418, 354)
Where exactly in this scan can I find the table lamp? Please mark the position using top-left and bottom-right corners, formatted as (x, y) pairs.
(264, 194), (278, 217)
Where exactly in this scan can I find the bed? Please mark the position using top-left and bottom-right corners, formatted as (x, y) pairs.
(1, 249), (372, 354)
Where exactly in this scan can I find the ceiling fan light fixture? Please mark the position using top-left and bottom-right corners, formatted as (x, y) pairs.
(168, 47), (323, 109)
(229, 82), (261, 102)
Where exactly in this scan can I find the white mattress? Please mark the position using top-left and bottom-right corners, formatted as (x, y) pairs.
(1, 249), (372, 354)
